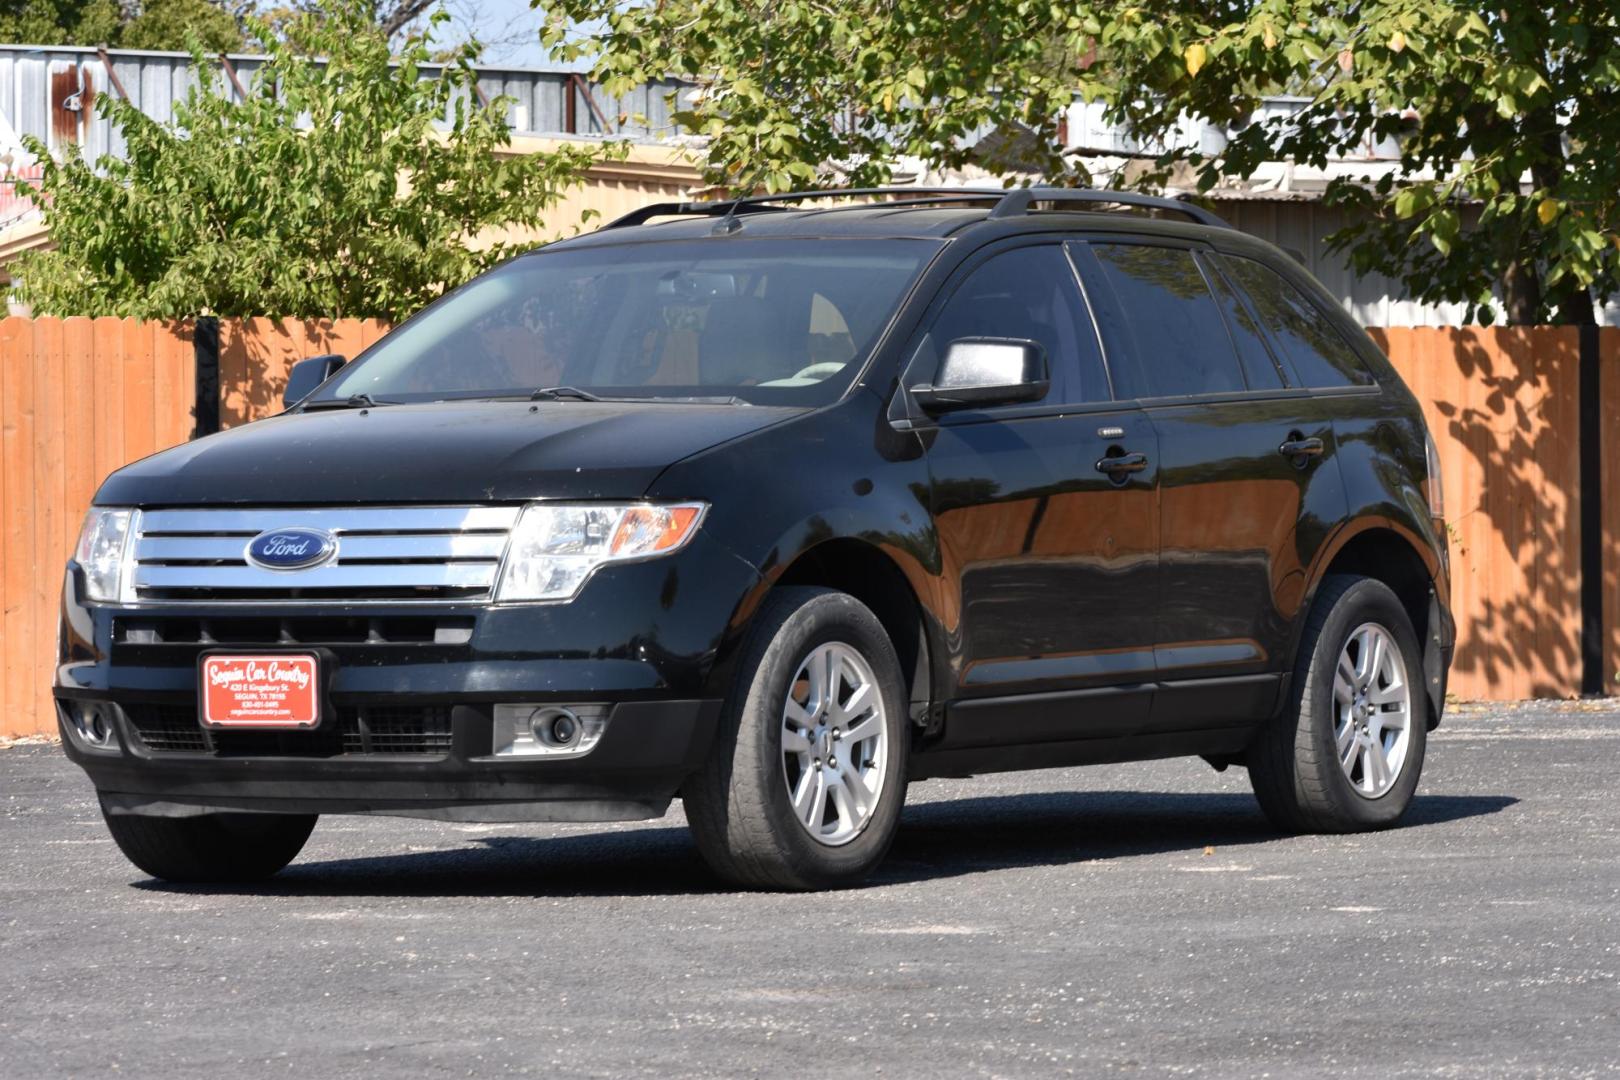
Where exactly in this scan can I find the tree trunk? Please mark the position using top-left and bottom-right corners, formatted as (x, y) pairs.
(1501, 259), (1542, 325)
(1555, 284), (1597, 327)
(1521, 126), (1593, 327)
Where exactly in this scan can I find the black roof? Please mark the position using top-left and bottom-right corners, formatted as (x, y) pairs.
(547, 187), (1239, 249)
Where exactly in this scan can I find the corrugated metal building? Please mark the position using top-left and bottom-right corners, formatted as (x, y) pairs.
(1215, 199), (1474, 329)
(0, 43), (702, 292)
(0, 43), (684, 167)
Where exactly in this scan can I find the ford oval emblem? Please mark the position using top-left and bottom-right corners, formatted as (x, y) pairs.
(245, 527), (337, 571)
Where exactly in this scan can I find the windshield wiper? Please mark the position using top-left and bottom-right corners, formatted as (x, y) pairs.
(530, 385), (603, 402)
(302, 393), (399, 410)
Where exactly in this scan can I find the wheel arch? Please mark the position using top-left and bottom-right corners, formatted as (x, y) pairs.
(709, 536), (940, 733)
(770, 539), (937, 730)
(1297, 518), (1449, 727)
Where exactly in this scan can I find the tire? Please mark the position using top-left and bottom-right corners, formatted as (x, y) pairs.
(1248, 574), (1428, 833)
(684, 587), (910, 890)
(99, 797), (317, 883)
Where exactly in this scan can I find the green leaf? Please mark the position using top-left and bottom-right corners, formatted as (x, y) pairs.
(10, 0), (601, 320)
(532, 0), (1620, 327)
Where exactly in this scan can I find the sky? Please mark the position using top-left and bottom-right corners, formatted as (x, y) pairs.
(444, 0), (560, 68)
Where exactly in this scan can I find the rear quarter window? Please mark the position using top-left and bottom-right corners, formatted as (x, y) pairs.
(1200, 254), (1288, 391)
(1220, 255), (1374, 388)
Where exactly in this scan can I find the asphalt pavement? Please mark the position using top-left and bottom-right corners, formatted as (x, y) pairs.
(2, 700), (1616, 1078)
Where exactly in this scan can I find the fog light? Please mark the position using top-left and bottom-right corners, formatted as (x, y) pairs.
(66, 702), (119, 751)
(541, 709), (580, 747)
(493, 704), (607, 757)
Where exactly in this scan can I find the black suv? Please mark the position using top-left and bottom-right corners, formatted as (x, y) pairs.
(56, 188), (1454, 889)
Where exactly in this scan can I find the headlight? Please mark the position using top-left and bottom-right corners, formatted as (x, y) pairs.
(495, 502), (706, 602)
(73, 508), (139, 602)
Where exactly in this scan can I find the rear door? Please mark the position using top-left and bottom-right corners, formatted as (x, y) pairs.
(1070, 239), (1347, 731)
(914, 240), (1160, 745)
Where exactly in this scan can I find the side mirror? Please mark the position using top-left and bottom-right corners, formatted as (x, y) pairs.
(283, 354), (347, 410)
(909, 338), (1049, 412)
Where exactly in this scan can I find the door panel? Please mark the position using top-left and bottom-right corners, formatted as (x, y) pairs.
(932, 408), (1160, 699)
(1148, 396), (1346, 685)
(913, 241), (1161, 746)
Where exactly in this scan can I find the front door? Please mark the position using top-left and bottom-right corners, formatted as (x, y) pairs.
(914, 241), (1160, 746)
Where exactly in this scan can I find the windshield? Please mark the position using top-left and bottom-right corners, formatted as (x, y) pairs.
(317, 238), (939, 406)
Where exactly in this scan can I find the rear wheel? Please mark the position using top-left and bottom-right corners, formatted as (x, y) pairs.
(99, 797), (317, 883)
(1248, 574), (1428, 832)
(684, 587), (909, 890)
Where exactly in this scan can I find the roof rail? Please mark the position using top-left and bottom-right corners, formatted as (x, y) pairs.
(601, 187), (1009, 230)
(601, 201), (747, 229)
(732, 186), (1009, 208)
(987, 187), (1229, 228)
(601, 185), (1229, 231)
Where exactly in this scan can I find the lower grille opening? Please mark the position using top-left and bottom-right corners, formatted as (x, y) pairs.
(122, 704), (210, 753)
(114, 615), (474, 646)
(124, 702), (455, 757)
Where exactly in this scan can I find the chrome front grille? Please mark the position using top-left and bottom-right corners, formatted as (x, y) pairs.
(130, 506), (520, 603)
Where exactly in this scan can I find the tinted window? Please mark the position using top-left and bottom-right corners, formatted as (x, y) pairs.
(1221, 255), (1374, 388)
(1202, 254), (1287, 390)
(320, 238), (935, 406)
(1089, 243), (1246, 398)
(927, 245), (1110, 404)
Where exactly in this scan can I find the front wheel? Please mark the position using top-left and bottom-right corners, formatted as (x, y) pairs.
(1248, 574), (1428, 833)
(683, 587), (910, 890)
(100, 797), (317, 883)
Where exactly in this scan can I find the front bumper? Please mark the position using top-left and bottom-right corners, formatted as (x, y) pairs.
(55, 530), (757, 821)
(63, 698), (720, 822)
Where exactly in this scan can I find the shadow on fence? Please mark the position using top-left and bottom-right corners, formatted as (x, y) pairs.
(219, 317), (390, 427)
(1375, 327), (1596, 700)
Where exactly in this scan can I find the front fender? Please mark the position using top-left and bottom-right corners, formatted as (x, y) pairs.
(646, 392), (940, 700)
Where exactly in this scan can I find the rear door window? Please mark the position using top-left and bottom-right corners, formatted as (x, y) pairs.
(1084, 243), (1247, 399)
(1219, 255), (1374, 388)
(926, 244), (1112, 405)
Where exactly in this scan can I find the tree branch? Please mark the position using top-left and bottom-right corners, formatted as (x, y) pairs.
(378, 0), (438, 39)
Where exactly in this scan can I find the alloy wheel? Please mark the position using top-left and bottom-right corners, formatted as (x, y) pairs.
(1332, 622), (1412, 799)
(780, 641), (889, 846)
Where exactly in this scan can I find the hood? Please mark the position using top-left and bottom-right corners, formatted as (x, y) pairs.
(95, 400), (800, 506)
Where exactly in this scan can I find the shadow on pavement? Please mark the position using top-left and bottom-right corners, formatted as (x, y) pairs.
(130, 790), (1518, 899)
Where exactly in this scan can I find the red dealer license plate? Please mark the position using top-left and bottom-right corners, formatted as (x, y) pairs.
(199, 653), (321, 729)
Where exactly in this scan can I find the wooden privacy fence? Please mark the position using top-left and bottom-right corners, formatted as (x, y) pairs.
(1, 318), (388, 739)
(1372, 328), (1608, 702)
(0, 319), (1617, 736)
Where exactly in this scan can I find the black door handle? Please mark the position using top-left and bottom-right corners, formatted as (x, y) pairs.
(1096, 451), (1150, 475)
(1278, 436), (1325, 459)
